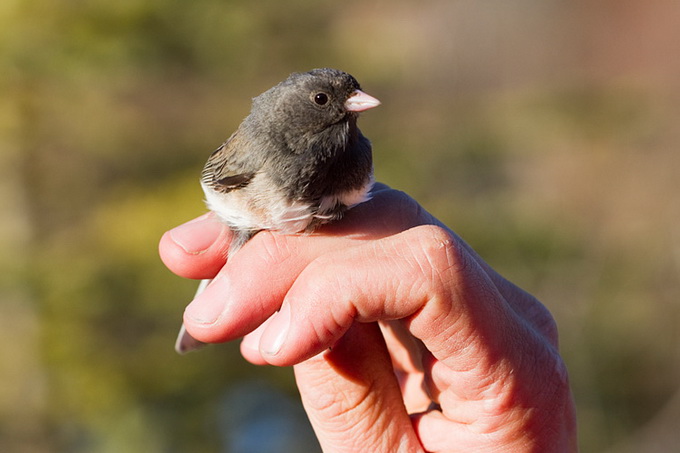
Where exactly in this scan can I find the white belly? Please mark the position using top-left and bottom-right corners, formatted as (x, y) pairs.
(203, 173), (374, 234)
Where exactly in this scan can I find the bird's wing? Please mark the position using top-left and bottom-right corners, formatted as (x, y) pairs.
(201, 131), (260, 194)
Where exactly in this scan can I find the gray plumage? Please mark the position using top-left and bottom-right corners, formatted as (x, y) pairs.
(176, 68), (380, 354)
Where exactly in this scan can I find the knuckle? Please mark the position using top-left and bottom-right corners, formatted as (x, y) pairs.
(406, 224), (468, 281)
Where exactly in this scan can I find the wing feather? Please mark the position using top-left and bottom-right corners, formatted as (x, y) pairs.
(201, 131), (260, 194)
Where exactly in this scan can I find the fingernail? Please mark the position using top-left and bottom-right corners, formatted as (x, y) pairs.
(184, 291), (226, 325)
(261, 303), (291, 356)
(170, 214), (224, 254)
(241, 319), (271, 355)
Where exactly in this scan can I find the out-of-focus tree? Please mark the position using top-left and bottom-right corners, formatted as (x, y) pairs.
(1, 0), (679, 451)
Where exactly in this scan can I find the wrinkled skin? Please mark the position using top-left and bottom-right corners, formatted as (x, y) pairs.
(159, 184), (578, 452)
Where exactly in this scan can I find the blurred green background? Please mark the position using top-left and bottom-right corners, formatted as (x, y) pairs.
(1, 0), (679, 451)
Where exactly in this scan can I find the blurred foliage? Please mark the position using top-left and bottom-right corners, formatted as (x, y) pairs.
(1, 0), (680, 452)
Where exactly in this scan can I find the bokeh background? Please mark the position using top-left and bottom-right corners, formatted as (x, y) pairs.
(2, 0), (679, 451)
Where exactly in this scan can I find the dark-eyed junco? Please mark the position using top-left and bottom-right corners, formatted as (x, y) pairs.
(176, 68), (380, 353)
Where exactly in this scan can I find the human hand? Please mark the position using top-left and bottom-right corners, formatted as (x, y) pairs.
(159, 185), (578, 452)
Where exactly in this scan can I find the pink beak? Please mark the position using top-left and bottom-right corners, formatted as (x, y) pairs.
(344, 90), (381, 112)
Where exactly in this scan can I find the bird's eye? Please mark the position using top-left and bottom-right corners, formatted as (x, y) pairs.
(313, 92), (329, 105)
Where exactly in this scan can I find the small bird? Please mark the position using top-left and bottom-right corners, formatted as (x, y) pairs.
(176, 68), (381, 353)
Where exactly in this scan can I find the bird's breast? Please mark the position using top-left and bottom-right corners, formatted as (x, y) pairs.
(202, 173), (314, 234)
(202, 171), (373, 235)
